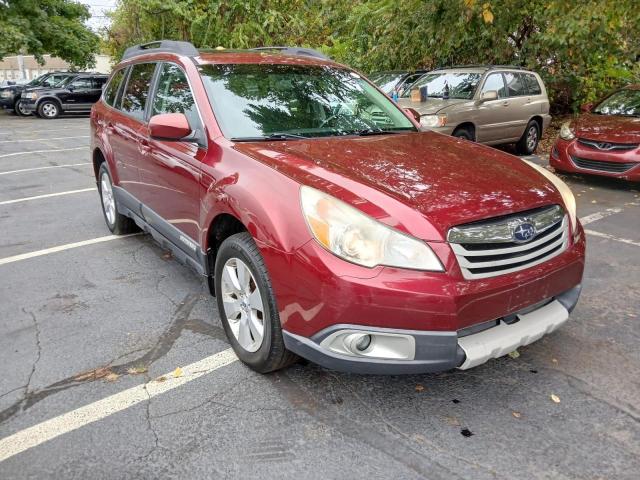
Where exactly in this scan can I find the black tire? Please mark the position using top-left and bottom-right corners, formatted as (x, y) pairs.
(97, 163), (136, 235)
(37, 100), (61, 119)
(516, 120), (540, 155)
(14, 99), (30, 116)
(214, 232), (298, 373)
(452, 127), (473, 141)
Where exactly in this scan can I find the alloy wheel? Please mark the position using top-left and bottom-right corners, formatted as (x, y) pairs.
(42, 103), (58, 118)
(220, 258), (265, 352)
(100, 172), (116, 226)
(526, 125), (538, 151)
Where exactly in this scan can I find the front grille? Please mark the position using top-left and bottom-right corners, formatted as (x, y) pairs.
(448, 205), (569, 280)
(577, 138), (638, 152)
(571, 155), (637, 173)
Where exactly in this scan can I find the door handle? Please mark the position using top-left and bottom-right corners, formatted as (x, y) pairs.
(105, 122), (115, 134)
(138, 138), (151, 154)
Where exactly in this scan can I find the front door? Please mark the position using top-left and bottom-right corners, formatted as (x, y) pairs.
(63, 77), (94, 110)
(475, 72), (510, 143)
(138, 62), (205, 249)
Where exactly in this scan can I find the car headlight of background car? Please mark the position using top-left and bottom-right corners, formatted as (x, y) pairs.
(23, 92), (38, 100)
(559, 121), (575, 140)
(0, 90), (14, 98)
(300, 186), (444, 271)
(420, 114), (447, 128)
(524, 161), (577, 234)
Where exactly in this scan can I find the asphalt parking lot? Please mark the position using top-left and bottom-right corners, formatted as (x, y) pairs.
(0, 110), (638, 480)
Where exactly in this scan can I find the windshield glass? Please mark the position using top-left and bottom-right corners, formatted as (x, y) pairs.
(370, 72), (407, 94)
(402, 72), (481, 100)
(27, 74), (49, 87)
(593, 89), (640, 117)
(200, 64), (416, 140)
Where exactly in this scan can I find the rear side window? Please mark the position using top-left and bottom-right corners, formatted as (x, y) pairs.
(104, 69), (126, 106)
(121, 63), (156, 121)
(68, 77), (93, 90)
(481, 73), (507, 98)
(151, 63), (199, 128)
(522, 73), (542, 95)
(503, 72), (527, 96)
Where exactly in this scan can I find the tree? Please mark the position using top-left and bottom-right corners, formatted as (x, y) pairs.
(0, 0), (100, 68)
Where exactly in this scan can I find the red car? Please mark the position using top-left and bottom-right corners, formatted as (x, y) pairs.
(91, 41), (585, 374)
(551, 85), (640, 181)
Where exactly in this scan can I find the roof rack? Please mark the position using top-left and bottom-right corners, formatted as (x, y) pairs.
(435, 64), (527, 71)
(122, 40), (199, 60)
(250, 46), (329, 60)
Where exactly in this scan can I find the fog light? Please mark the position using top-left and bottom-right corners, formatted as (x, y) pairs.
(354, 334), (372, 351)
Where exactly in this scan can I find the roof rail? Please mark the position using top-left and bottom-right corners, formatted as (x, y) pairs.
(435, 64), (527, 71)
(122, 40), (199, 60)
(250, 46), (330, 60)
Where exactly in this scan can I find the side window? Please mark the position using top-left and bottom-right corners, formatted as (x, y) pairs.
(523, 73), (542, 95)
(69, 77), (93, 90)
(503, 72), (526, 97)
(93, 77), (108, 89)
(104, 69), (126, 107)
(41, 76), (57, 87)
(151, 63), (199, 128)
(481, 73), (507, 98)
(121, 63), (156, 121)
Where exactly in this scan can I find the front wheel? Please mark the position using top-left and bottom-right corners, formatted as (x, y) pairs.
(37, 100), (60, 119)
(516, 120), (540, 155)
(14, 99), (31, 116)
(215, 232), (298, 373)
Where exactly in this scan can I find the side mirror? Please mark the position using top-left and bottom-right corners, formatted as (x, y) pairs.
(149, 113), (191, 141)
(580, 102), (593, 113)
(479, 90), (498, 103)
(404, 107), (421, 123)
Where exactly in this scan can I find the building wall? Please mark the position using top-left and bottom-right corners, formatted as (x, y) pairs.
(0, 54), (112, 82)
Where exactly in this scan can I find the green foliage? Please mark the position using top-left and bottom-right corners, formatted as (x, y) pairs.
(0, 0), (100, 68)
(105, 0), (640, 112)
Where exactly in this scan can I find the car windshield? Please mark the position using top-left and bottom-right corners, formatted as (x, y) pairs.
(593, 89), (640, 117)
(402, 72), (481, 100)
(370, 72), (407, 94)
(27, 75), (49, 87)
(199, 64), (417, 140)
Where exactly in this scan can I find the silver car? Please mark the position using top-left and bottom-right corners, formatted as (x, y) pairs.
(397, 66), (551, 154)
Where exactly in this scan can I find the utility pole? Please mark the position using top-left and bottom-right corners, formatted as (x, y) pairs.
(17, 54), (25, 80)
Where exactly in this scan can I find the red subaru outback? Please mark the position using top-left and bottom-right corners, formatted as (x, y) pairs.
(91, 41), (585, 374)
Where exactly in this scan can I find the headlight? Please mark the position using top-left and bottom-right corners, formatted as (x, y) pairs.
(23, 92), (37, 100)
(524, 161), (577, 233)
(0, 90), (13, 98)
(559, 122), (575, 141)
(300, 186), (444, 271)
(420, 114), (447, 128)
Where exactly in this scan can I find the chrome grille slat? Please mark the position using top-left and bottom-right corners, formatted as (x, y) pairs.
(448, 206), (569, 280)
(577, 138), (638, 151)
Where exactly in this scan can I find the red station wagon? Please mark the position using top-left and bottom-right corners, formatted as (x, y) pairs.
(91, 41), (585, 374)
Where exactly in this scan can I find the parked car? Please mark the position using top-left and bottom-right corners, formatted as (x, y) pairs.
(21, 73), (109, 119)
(550, 85), (640, 181)
(92, 41), (584, 374)
(397, 66), (551, 154)
(370, 70), (428, 96)
(0, 71), (79, 116)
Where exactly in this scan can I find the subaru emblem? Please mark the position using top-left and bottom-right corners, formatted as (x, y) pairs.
(513, 222), (536, 243)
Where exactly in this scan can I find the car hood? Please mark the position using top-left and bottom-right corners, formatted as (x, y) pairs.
(397, 97), (469, 115)
(574, 113), (640, 143)
(233, 132), (563, 240)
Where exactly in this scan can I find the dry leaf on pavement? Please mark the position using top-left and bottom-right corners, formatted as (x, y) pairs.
(173, 367), (183, 378)
(550, 394), (561, 403)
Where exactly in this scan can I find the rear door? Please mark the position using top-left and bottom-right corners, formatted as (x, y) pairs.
(63, 76), (94, 110)
(475, 72), (509, 142)
(138, 62), (205, 245)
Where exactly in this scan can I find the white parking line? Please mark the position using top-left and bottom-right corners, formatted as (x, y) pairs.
(585, 229), (640, 248)
(0, 348), (238, 462)
(0, 128), (89, 136)
(579, 208), (623, 226)
(0, 163), (90, 175)
(0, 234), (140, 266)
(0, 147), (86, 159)
(0, 136), (89, 144)
(0, 188), (96, 205)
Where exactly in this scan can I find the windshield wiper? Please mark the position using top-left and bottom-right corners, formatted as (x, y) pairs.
(350, 128), (404, 136)
(231, 132), (308, 142)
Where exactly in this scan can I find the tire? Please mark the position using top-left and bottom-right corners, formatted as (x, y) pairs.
(98, 163), (136, 234)
(215, 232), (298, 373)
(452, 127), (473, 141)
(14, 99), (30, 116)
(37, 100), (61, 119)
(516, 120), (540, 155)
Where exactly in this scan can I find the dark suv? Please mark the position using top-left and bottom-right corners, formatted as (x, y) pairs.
(0, 72), (79, 116)
(91, 41), (584, 374)
(21, 73), (109, 118)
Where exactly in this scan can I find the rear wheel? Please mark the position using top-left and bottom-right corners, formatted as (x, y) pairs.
(215, 232), (298, 373)
(98, 163), (136, 234)
(516, 120), (540, 155)
(37, 100), (60, 119)
(14, 99), (30, 116)
(452, 126), (474, 141)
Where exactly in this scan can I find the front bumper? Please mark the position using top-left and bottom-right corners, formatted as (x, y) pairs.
(283, 284), (581, 374)
(21, 100), (37, 113)
(0, 95), (15, 108)
(550, 138), (640, 182)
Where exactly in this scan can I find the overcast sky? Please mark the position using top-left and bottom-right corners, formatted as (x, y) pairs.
(81, 0), (118, 32)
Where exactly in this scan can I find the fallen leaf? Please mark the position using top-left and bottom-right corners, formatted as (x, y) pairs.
(445, 415), (461, 426)
(74, 367), (112, 382)
(508, 350), (520, 359)
(552, 358), (558, 363)
(155, 376), (167, 383)
(415, 384), (425, 392)
(550, 394), (561, 403)
(173, 367), (183, 378)
(591, 200), (597, 204)
(412, 433), (427, 444)
(127, 366), (148, 375)
(104, 372), (119, 382)
(512, 411), (522, 418)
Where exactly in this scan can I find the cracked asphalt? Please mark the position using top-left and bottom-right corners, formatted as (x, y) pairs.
(0, 111), (638, 479)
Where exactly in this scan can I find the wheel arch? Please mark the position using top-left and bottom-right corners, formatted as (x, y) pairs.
(452, 122), (476, 140)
